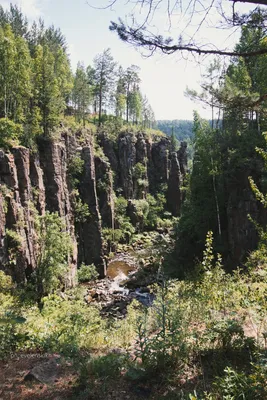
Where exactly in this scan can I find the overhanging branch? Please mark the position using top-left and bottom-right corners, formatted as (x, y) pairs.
(110, 21), (267, 56)
(232, 0), (267, 5)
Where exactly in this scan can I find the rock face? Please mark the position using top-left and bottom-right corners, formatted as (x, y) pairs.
(78, 144), (106, 278)
(167, 152), (182, 217)
(99, 132), (187, 207)
(0, 128), (188, 285)
(0, 148), (43, 283)
(226, 169), (265, 267)
(0, 131), (107, 284)
(95, 155), (114, 229)
(177, 141), (188, 176)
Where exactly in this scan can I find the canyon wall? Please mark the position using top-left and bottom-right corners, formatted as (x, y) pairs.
(0, 128), (187, 284)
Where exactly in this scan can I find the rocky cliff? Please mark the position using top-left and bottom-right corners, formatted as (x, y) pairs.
(0, 130), (108, 284)
(0, 128), (187, 285)
(98, 132), (187, 207)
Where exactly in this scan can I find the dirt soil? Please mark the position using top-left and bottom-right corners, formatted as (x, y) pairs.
(0, 352), (164, 400)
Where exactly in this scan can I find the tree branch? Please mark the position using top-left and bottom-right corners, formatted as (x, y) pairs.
(231, 0), (267, 5)
(110, 21), (267, 57)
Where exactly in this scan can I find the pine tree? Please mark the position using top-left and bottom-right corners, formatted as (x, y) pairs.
(72, 62), (91, 126)
(0, 24), (16, 119)
(93, 48), (117, 126)
(129, 84), (142, 124)
(124, 65), (140, 123)
(115, 66), (126, 118)
(32, 44), (61, 135)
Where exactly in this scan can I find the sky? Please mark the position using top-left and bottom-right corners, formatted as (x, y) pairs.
(2, 0), (251, 120)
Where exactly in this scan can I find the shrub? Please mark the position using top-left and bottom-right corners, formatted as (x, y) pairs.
(214, 362), (267, 399)
(72, 193), (90, 223)
(0, 118), (23, 149)
(145, 193), (166, 229)
(34, 212), (73, 304)
(88, 353), (128, 379)
(68, 154), (84, 187)
(78, 263), (99, 283)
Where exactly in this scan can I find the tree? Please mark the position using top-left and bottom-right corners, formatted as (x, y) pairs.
(0, 23), (32, 124)
(142, 95), (155, 128)
(90, 0), (267, 57)
(0, 4), (28, 38)
(115, 66), (127, 118)
(72, 62), (92, 125)
(124, 65), (140, 122)
(35, 212), (73, 305)
(13, 35), (32, 124)
(128, 84), (142, 124)
(32, 44), (62, 135)
(93, 48), (117, 126)
(0, 24), (16, 119)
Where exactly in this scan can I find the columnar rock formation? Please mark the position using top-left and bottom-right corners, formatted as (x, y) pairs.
(0, 128), (188, 285)
(98, 132), (187, 215)
(0, 131), (109, 284)
(0, 148), (46, 283)
(167, 152), (182, 217)
(78, 145), (106, 277)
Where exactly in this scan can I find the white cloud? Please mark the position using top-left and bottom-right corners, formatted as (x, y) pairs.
(2, 0), (47, 20)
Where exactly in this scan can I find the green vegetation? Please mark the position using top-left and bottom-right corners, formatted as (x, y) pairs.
(1, 231), (267, 398)
(2, 5), (267, 400)
(0, 5), (156, 151)
(157, 120), (194, 142)
(33, 212), (73, 304)
(77, 263), (99, 283)
(173, 11), (267, 273)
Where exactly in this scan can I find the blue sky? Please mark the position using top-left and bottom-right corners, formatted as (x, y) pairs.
(2, 0), (249, 120)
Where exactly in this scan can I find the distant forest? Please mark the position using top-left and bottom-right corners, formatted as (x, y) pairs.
(156, 120), (194, 142)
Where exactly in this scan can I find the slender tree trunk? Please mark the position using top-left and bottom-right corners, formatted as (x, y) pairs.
(4, 83), (7, 119)
(126, 83), (130, 123)
(211, 157), (221, 237)
(98, 89), (102, 127)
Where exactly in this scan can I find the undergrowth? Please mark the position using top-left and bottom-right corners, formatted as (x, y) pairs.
(0, 231), (267, 398)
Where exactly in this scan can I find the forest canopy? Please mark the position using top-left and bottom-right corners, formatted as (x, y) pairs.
(0, 4), (156, 149)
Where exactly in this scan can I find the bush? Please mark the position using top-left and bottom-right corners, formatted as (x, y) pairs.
(78, 263), (99, 283)
(34, 212), (73, 303)
(0, 118), (23, 149)
(68, 154), (84, 187)
(88, 353), (128, 379)
(114, 196), (135, 242)
(214, 362), (267, 399)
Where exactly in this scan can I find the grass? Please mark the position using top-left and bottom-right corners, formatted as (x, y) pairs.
(0, 232), (267, 399)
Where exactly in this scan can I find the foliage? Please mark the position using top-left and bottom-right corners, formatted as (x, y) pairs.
(114, 195), (135, 242)
(157, 119), (194, 142)
(33, 212), (73, 303)
(145, 193), (166, 229)
(214, 363), (267, 399)
(68, 154), (84, 186)
(73, 195), (91, 223)
(87, 353), (128, 379)
(77, 263), (99, 283)
(0, 118), (23, 148)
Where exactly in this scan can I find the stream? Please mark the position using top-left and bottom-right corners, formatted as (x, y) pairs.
(84, 232), (171, 317)
(84, 250), (156, 317)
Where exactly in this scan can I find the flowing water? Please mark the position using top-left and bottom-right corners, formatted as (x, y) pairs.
(106, 255), (154, 306)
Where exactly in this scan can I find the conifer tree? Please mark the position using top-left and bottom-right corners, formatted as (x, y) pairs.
(73, 62), (91, 126)
(32, 44), (61, 135)
(93, 48), (117, 126)
(115, 66), (127, 118)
